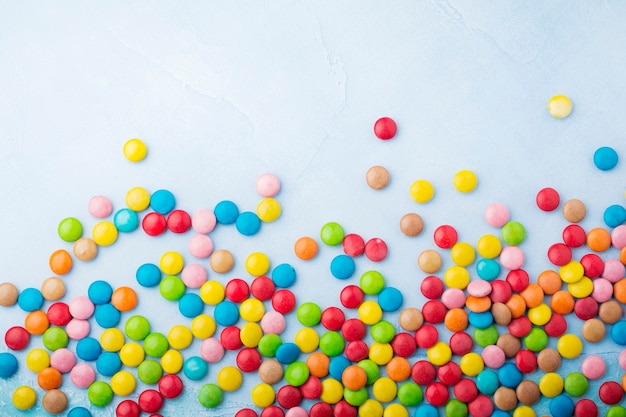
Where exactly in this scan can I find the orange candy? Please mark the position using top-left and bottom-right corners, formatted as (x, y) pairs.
(444, 308), (469, 332)
(586, 228), (611, 252)
(342, 365), (367, 391)
(465, 296), (491, 313)
(386, 357), (411, 382)
(111, 287), (138, 312)
(550, 290), (575, 314)
(505, 294), (526, 319)
(520, 283), (544, 308)
(38, 367), (62, 390)
(49, 249), (72, 275)
(620, 247), (626, 265)
(613, 279), (626, 304)
(24, 310), (50, 335)
(306, 352), (330, 378)
(294, 237), (319, 261)
(537, 270), (562, 295)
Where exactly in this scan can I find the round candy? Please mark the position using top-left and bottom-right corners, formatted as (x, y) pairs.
(70, 364), (96, 388)
(43, 389), (68, 414)
(378, 287), (403, 312)
(158, 374), (184, 398)
(13, 385), (37, 410)
(256, 173), (281, 197)
(400, 213), (424, 236)
(236, 211), (262, 235)
(594, 146), (618, 170)
(198, 383), (223, 408)
(183, 356), (208, 380)
(501, 221), (525, 246)
(58, 217), (83, 242)
(364, 238), (388, 262)
(51, 348), (76, 373)
(167, 209), (192, 233)
(89, 195), (113, 218)
(257, 198), (281, 222)
(539, 373), (563, 397)
(454, 169), (477, 193)
(17, 288), (43, 312)
(5, 326), (30, 350)
(138, 389), (163, 414)
(114, 209), (139, 233)
(548, 95), (573, 118)
(599, 381), (624, 405)
(0, 352), (19, 378)
(294, 236), (319, 260)
(536, 187), (560, 211)
(96, 352), (122, 376)
(88, 381), (113, 407)
(582, 317), (606, 343)
(245, 251), (269, 276)
(0, 282), (19, 306)
(137, 360), (162, 384)
(581, 355), (605, 380)
(374, 117), (397, 140)
(366, 165), (390, 189)
(558, 334), (583, 358)
(123, 138), (147, 161)
(410, 179), (435, 203)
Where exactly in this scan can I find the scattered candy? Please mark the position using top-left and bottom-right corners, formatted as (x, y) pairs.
(548, 94), (573, 118)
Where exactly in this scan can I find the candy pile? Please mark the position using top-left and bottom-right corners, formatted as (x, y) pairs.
(1, 117), (626, 417)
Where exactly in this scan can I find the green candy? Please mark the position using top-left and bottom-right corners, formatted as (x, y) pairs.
(397, 381), (423, 406)
(319, 331), (345, 356)
(88, 381), (113, 407)
(137, 359), (163, 384)
(297, 302), (322, 327)
(358, 359), (380, 385)
(42, 327), (69, 351)
(370, 320), (396, 343)
(360, 270), (385, 295)
(473, 325), (498, 347)
(125, 315), (151, 341)
(159, 275), (186, 301)
(523, 327), (548, 352)
(58, 217), (83, 242)
(198, 383), (222, 408)
(284, 361), (309, 386)
(344, 387), (368, 406)
(501, 221), (526, 245)
(608, 406), (626, 417)
(258, 334), (282, 357)
(320, 222), (345, 246)
(445, 399), (468, 417)
(563, 372), (588, 396)
(143, 332), (169, 357)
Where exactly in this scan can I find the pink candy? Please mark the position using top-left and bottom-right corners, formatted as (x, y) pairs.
(602, 259), (625, 283)
(441, 288), (466, 309)
(200, 337), (225, 363)
(260, 311), (286, 335)
(181, 264), (208, 288)
(256, 173), (281, 197)
(591, 278), (613, 303)
(192, 209), (217, 234)
(467, 280), (492, 298)
(69, 296), (95, 320)
(481, 345), (505, 369)
(485, 203), (510, 227)
(188, 234), (214, 258)
(581, 355), (606, 380)
(499, 246), (524, 270)
(612, 225), (626, 249)
(619, 349), (626, 371)
(70, 363), (96, 388)
(66, 319), (91, 340)
(50, 348), (76, 373)
(88, 195), (113, 218)
(285, 407), (308, 417)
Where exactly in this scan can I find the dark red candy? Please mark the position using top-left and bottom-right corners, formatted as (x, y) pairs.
(490, 280), (512, 303)
(449, 332), (474, 356)
(138, 390), (163, 414)
(320, 307), (345, 331)
(250, 276), (275, 301)
(421, 276), (445, 299)
(544, 313), (567, 337)
(236, 409), (259, 417)
(166, 210), (192, 233)
(277, 385), (302, 409)
(453, 378), (478, 403)
(599, 381), (624, 405)
(508, 316), (532, 338)
(574, 297), (598, 320)
(411, 360), (436, 385)
(333, 400), (357, 417)
(364, 238), (388, 262)
(562, 224), (586, 248)
(425, 382), (449, 407)
(574, 398), (598, 417)
(220, 326), (242, 350)
(116, 400), (140, 417)
(422, 300), (446, 324)
(345, 340), (369, 362)
(5, 326), (30, 351)
(438, 361), (462, 386)
(341, 318), (367, 342)
(225, 278), (249, 303)
(536, 187), (560, 211)
(415, 324), (439, 348)
(515, 350), (537, 373)
(468, 394), (494, 417)
(236, 348), (262, 373)
(373, 117), (397, 140)
(158, 374), (183, 399)
(47, 302), (73, 326)
(580, 253), (604, 278)
(547, 243), (572, 266)
(390, 332), (417, 357)
(309, 402), (333, 417)
(506, 269), (529, 292)
(260, 406), (285, 417)
(299, 376), (322, 400)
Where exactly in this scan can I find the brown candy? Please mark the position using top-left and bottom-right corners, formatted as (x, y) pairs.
(258, 359), (283, 384)
(399, 213), (424, 237)
(494, 386), (518, 411)
(599, 300), (622, 324)
(209, 249), (235, 273)
(496, 333), (521, 358)
(0, 282), (19, 307)
(582, 318), (606, 343)
(398, 307), (423, 332)
(366, 166), (390, 190)
(41, 277), (66, 301)
(562, 198), (586, 223)
(516, 380), (540, 405)
(42, 389), (68, 414)
(418, 250), (442, 274)
(73, 237), (98, 261)
(492, 302), (512, 326)
(537, 347), (561, 372)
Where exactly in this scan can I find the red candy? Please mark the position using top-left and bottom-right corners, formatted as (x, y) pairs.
(415, 324), (439, 348)
(5, 326), (30, 350)
(547, 243), (572, 266)
(421, 276), (445, 299)
(468, 394), (494, 417)
(574, 399), (598, 417)
(373, 117), (397, 140)
(260, 406), (285, 417)
(490, 280), (512, 303)
(599, 381), (624, 405)
(433, 225), (458, 249)
(453, 378), (478, 403)
(166, 210), (191, 233)
(536, 187), (560, 211)
(342, 234), (365, 257)
(309, 402), (333, 417)
(236, 409), (259, 417)
(345, 340), (369, 362)
(421, 300), (446, 324)
(506, 269), (529, 292)
(449, 332), (474, 356)
(299, 376), (322, 400)
(411, 360), (437, 385)
(251, 276), (275, 301)
(341, 318), (367, 342)
(390, 332), (417, 357)
(158, 374), (183, 399)
(574, 297), (598, 320)
(515, 349), (537, 373)
(47, 302), (73, 326)
(425, 382), (449, 407)
(138, 390), (163, 414)
(562, 224), (586, 248)
(333, 400), (357, 417)
(364, 238), (388, 262)
(272, 289), (296, 314)
(142, 212), (167, 236)
(438, 361), (462, 386)
(321, 307), (345, 331)
(116, 400), (141, 417)
(580, 253), (604, 278)
(544, 313), (567, 337)
(225, 278), (250, 303)
(220, 326), (242, 350)
(236, 348), (262, 372)
(277, 385), (302, 409)
(339, 285), (364, 309)
(508, 316), (532, 338)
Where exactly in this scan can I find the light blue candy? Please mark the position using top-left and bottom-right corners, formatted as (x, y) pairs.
(330, 255), (355, 280)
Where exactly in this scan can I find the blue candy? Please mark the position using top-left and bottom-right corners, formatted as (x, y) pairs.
(611, 320), (626, 345)
(95, 303), (121, 328)
(275, 342), (301, 364)
(414, 403), (439, 417)
(328, 355), (351, 380)
(214, 300), (239, 326)
(17, 288), (43, 312)
(604, 204), (626, 228)
(272, 263), (297, 288)
(96, 351), (121, 376)
(378, 287), (403, 312)
(88, 280), (113, 305)
(0, 352), (18, 378)
(498, 362), (522, 388)
(183, 356), (208, 380)
(214, 200), (239, 225)
(68, 407), (93, 417)
(468, 311), (493, 329)
(76, 337), (102, 361)
(550, 394), (575, 417)
(476, 258), (500, 281)
(330, 255), (356, 280)
(235, 211), (261, 236)
(136, 263), (162, 288)
(594, 146), (618, 171)
(178, 293), (204, 318)
(114, 208), (139, 232)
(476, 369), (499, 395)
(150, 189), (176, 214)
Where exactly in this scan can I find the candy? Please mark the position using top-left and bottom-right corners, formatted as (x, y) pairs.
(257, 198), (281, 222)
(453, 169), (477, 193)
(581, 355), (606, 379)
(73, 237), (99, 261)
(366, 165), (390, 189)
(43, 389), (68, 414)
(198, 383), (223, 408)
(294, 236), (319, 260)
(114, 209), (139, 233)
(58, 217), (83, 242)
(594, 146), (618, 170)
(400, 213), (424, 236)
(410, 179), (435, 203)
(548, 94), (573, 118)
(88, 381), (114, 407)
(12, 385), (37, 410)
(374, 117), (397, 140)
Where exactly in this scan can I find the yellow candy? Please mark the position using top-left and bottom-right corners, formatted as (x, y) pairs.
(567, 276), (593, 298)
(559, 260), (584, 284)
(459, 352), (484, 376)
(539, 372), (563, 397)
(251, 383), (276, 407)
(409, 179), (435, 203)
(26, 348), (50, 372)
(240, 322), (263, 348)
(548, 95), (573, 119)
(557, 334), (583, 359)
(120, 342), (145, 367)
(527, 303), (552, 326)
(240, 298), (265, 322)
(168, 325), (193, 350)
(372, 377), (397, 402)
(358, 300), (383, 325)
(320, 378), (344, 404)
(111, 370), (137, 396)
(126, 186), (151, 211)
(199, 280), (225, 305)
(450, 242), (475, 266)
(160, 251), (184, 275)
(257, 198), (281, 222)
(123, 138), (148, 162)
(444, 266), (471, 289)
(513, 405), (537, 417)
(369, 342), (393, 365)
(191, 314), (216, 339)
(161, 349), (184, 374)
(476, 234), (502, 259)
(360, 399), (384, 417)
(100, 328), (125, 352)
(12, 386), (37, 410)
(217, 366), (243, 392)
(384, 404), (409, 417)
(92, 221), (118, 246)
(294, 328), (320, 353)
(453, 169), (477, 193)
(427, 342), (452, 366)
(245, 252), (270, 276)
